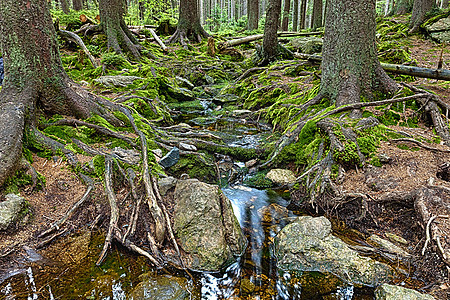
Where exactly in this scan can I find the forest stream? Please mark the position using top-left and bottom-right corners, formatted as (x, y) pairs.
(1, 89), (397, 300)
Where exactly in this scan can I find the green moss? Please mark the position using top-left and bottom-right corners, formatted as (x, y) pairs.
(333, 142), (360, 167)
(369, 157), (382, 167)
(93, 155), (106, 179)
(243, 170), (274, 188)
(170, 154), (216, 183)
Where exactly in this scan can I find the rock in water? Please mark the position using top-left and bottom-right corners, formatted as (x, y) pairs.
(0, 194), (27, 231)
(275, 216), (392, 287)
(173, 179), (246, 271)
(159, 147), (180, 168)
(265, 169), (297, 186)
(375, 284), (435, 300)
(128, 274), (191, 300)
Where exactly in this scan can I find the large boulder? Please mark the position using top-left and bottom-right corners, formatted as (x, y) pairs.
(425, 15), (450, 43)
(173, 179), (246, 271)
(274, 216), (392, 286)
(290, 37), (323, 54)
(128, 274), (191, 300)
(375, 284), (435, 300)
(0, 194), (27, 231)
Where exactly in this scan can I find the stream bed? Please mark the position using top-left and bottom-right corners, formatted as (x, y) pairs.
(0, 92), (379, 299)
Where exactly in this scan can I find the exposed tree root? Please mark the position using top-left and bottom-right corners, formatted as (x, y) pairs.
(167, 27), (210, 49)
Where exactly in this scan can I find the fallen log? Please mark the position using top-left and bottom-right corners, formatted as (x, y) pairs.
(58, 29), (100, 68)
(294, 52), (450, 81)
(218, 31), (322, 50)
(149, 29), (168, 52)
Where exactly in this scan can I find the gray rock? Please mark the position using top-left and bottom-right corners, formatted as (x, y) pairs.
(159, 147), (180, 168)
(175, 76), (195, 90)
(173, 179), (246, 271)
(151, 149), (163, 161)
(158, 177), (178, 196)
(425, 15), (450, 43)
(94, 75), (143, 87)
(290, 37), (323, 54)
(245, 159), (258, 168)
(178, 142), (197, 151)
(275, 216), (392, 286)
(375, 284), (435, 300)
(0, 194), (27, 231)
(265, 169), (296, 186)
(128, 274), (191, 300)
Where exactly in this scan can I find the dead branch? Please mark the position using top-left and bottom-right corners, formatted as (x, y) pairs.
(58, 30), (100, 68)
(391, 138), (450, 153)
(149, 29), (168, 52)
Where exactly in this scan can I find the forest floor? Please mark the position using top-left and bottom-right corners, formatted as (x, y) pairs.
(1, 22), (450, 299)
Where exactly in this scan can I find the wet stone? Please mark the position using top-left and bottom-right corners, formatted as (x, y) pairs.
(265, 169), (296, 186)
(367, 234), (410, 258)
(375, 284), (435, 300)
(159, 147), (180, 168)
(128, 274), (191, 300)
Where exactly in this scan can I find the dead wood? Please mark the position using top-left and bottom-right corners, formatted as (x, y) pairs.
(58, 30), (100, 68)
(148, 29), (168, 52)
(391, 138), (450, 153)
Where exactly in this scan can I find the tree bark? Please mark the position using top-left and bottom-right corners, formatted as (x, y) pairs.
(281, 0), (290, 31)
(292, 0), (299, 31)
(262, 0), (282, 64)
(409, 0), (434, 33)
(73, 0), (82, 10)
(99, 0), (141, 59)
(0, 0), (107, 186)
(311, 0), (322, 29)
(320, 0), (397, 109)
(61, 0), (70, 13)
(247, 0), (259, 30)
(168, 0), (210, 46)
(299, 0), (307, 29)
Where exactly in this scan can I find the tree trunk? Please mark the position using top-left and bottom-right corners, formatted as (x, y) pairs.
(0, 0), (106, 185)
(99, 0), (141, 59)
(384, 0), (391, 15)
(247, 0), (259, 30)
(410, 0), (434, 33)
(320, 0), (397, 109)
(281, 0), (290, 31)
(262, 0), (282, 64)
(73, 0), (82, 10)
(168, 0), (210, 45)
(393, 0), (413, 14)
(442, 0), (449, 8)
(138, 1), (145, 21)
(311, 0), (322, 29)
(292, 0), (298, 31)
(299, 0), (307, 29)
(61, 0), (70, 13)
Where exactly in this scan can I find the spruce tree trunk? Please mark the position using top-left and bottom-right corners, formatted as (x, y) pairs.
(168, 0), (210, 45)
(99, 0), (141, 58)
(410, 0), (434, 33)
(292, 0), (299, 31)
(262, 0), (281, 64)
(299, 0), (307, 29)
(281, 0), (290, 31)
(61, 0), (70, 13)
(247, 0), (259, 30)
(311, 0), (322, 29)
(321, 0), (397, 109)
(0, 0), (105, 185)
(73, 0), (83, 10)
